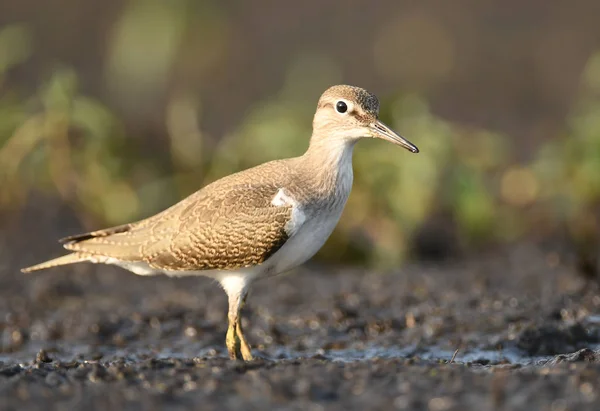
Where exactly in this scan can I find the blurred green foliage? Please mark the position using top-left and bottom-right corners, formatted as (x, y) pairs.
(1, 15), (600, 268)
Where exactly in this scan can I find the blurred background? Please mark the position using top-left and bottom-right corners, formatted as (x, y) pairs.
(2, 0), (600, 270)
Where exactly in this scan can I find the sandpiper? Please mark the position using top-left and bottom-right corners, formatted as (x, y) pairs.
(22, 85), (418, 360)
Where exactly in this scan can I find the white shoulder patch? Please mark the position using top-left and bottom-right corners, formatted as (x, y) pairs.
(271, 188), (292, 206)
(271, 188), (306, 236)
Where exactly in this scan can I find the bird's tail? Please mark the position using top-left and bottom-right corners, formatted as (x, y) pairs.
(21, 253), (89, 273)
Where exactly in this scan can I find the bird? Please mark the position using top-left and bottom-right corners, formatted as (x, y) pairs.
(21, 85), (419, 361)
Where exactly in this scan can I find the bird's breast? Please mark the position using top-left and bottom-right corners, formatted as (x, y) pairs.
(266, 205), (344, 275)
(266, 174), (353, 275)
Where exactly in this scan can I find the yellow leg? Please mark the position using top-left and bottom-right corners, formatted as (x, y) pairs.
(226, 315), (241, 360)
(237, 291), (253, 360)
(224, 281), (253, 361)
(236, 317), (254, 361)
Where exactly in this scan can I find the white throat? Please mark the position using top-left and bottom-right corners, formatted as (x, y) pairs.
(304, 136), (356, 182)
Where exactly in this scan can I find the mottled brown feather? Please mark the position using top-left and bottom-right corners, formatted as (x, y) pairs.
(64, 160), (299, 271)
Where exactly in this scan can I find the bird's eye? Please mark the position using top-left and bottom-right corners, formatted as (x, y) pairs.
(335, 101), (348, 114)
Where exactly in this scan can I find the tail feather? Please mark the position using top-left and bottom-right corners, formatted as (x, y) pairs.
(59, 223), (132, 244)
(21, 253), (89, 273)
(23, 222), (141, 274)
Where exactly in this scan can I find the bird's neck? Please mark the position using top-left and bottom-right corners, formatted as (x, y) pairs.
(297, 135), (356, 202)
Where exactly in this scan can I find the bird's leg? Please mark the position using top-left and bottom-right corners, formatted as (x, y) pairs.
(235, 292), (254, 361)
(224, 279), (253, 361)
(226, 291), (243, 360)
(226, 312), (241, 360)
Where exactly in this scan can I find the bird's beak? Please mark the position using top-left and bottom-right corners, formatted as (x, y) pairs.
(368, 120), (419, 153)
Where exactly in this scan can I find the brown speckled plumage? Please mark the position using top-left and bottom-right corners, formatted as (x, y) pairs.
(63, 161), (301, 271)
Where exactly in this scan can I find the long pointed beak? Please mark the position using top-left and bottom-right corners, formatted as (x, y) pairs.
(368, 120), (419, 153)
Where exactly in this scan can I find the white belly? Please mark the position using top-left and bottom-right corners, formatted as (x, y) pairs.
(263, 205), (345, 275)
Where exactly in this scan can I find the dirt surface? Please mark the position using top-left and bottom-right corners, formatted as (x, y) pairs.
(2, 230), (600, 410)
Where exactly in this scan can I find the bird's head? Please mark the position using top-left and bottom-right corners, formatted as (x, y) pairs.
(311, 85), (418, 153)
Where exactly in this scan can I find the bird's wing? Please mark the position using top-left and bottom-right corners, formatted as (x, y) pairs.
(63, 182), (295, 271)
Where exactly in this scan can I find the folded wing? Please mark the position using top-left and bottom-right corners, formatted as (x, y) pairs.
(63, 183), (294, 272)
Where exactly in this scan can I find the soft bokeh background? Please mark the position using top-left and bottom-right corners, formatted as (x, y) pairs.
(2, 0), (600, 269)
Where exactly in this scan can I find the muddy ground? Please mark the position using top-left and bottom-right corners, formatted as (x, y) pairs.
(1, 214), (600, 410)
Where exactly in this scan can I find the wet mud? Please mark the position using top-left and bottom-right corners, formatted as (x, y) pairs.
(2, 237), (600, 410)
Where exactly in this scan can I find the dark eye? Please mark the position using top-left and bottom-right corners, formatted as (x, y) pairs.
(335, 101), (348, 113)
